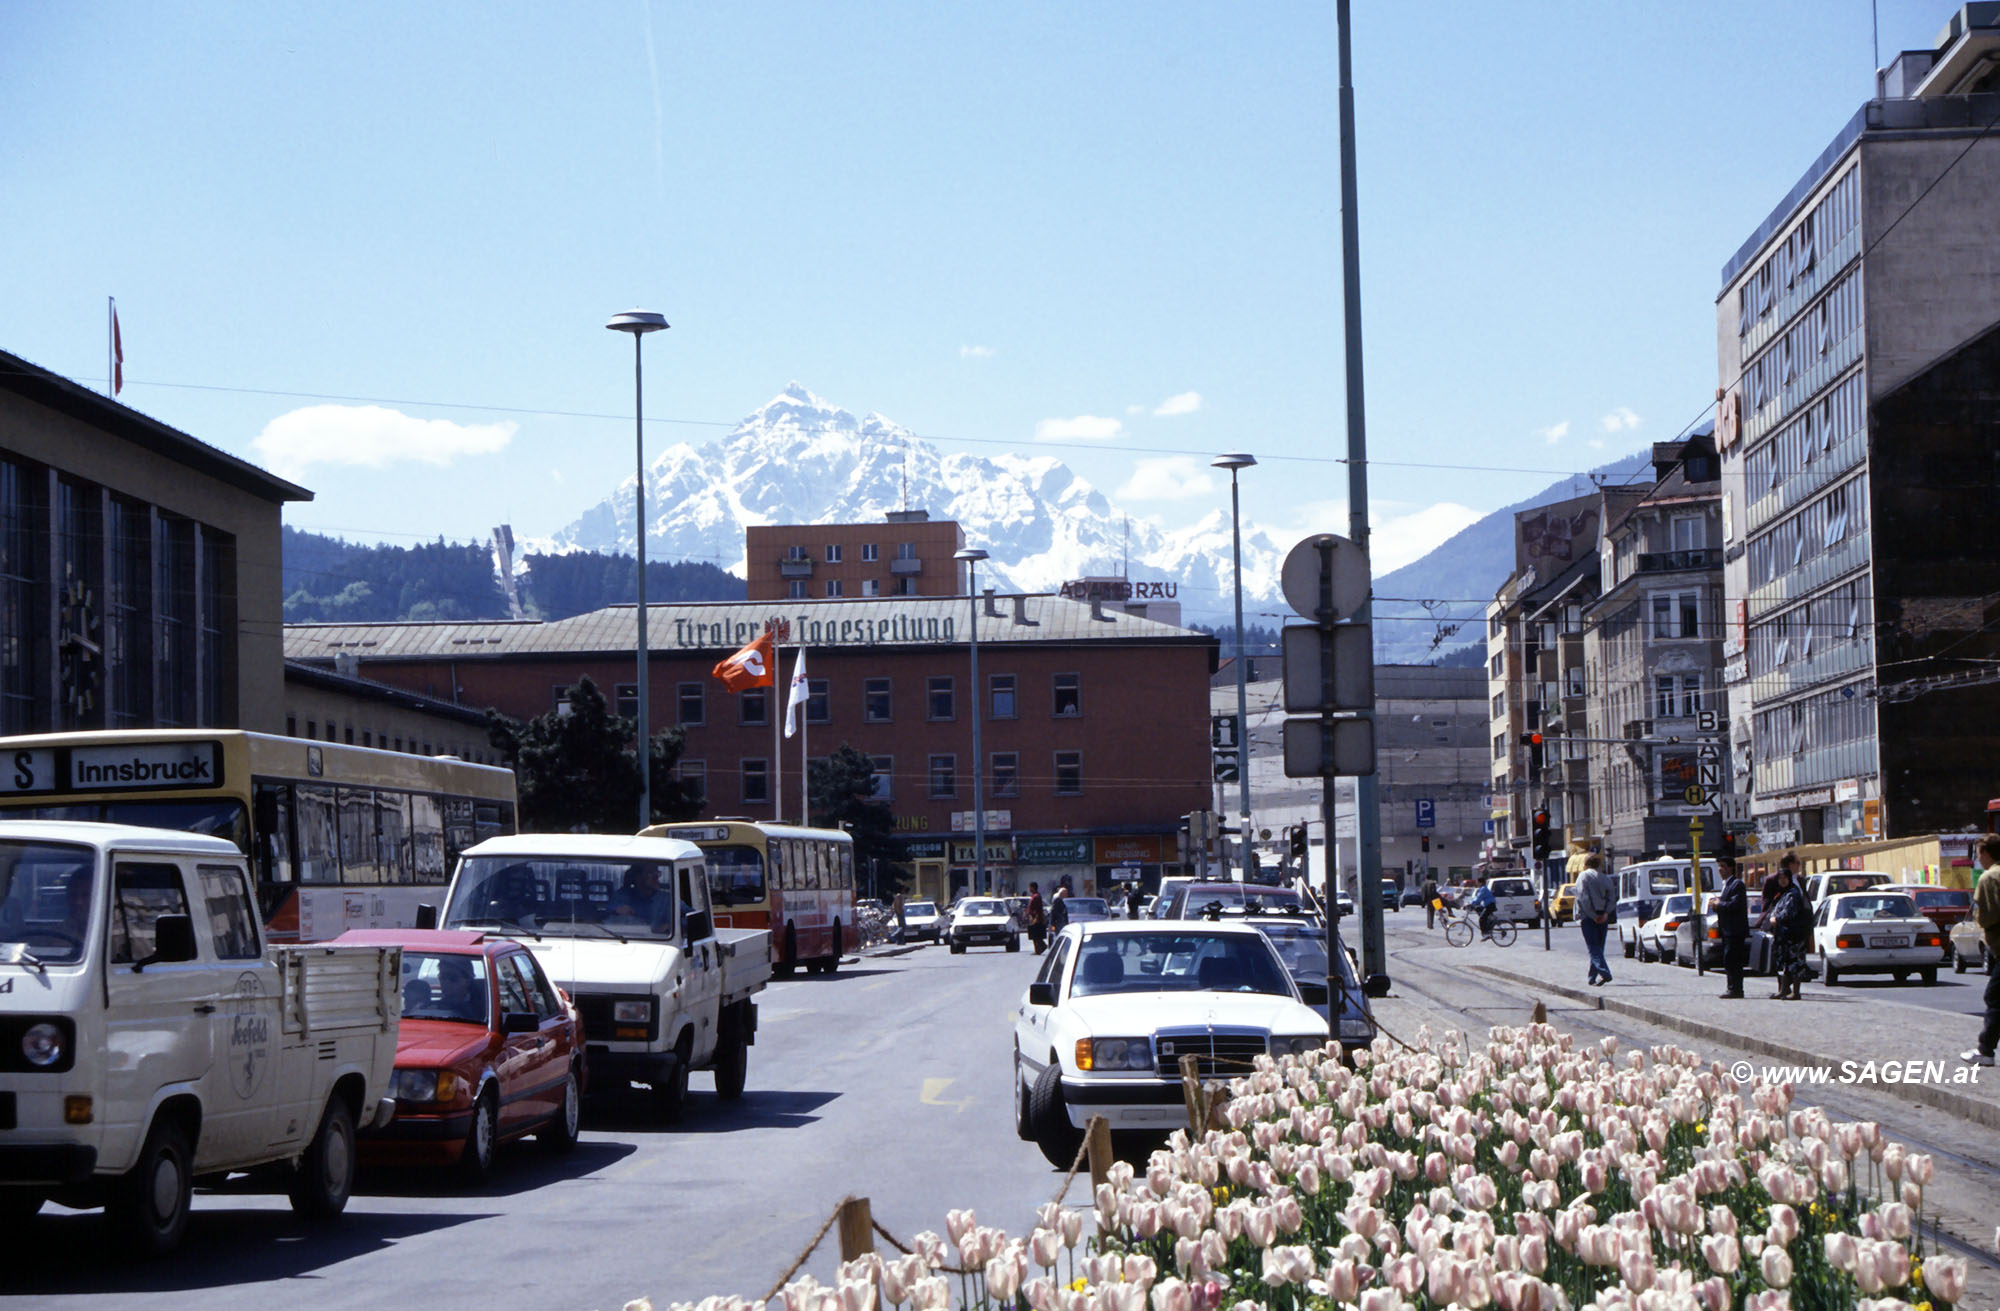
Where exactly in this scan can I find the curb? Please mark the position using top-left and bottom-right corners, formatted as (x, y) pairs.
(1467, 963), (2000, 1132)
(861, 943), (927, 959)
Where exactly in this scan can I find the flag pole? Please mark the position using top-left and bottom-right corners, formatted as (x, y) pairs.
(800, 666), (809, 826)
(107, 297), (114, 396)
(772, 651), (783, 825)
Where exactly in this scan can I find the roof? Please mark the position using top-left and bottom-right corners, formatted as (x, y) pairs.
(0, 348), (312, 504)
(0, 819), (243, 856)
(335, 928), (493, 950)
(462, 832), (704, 861)
(286, 594), (1212, 662)
(283, 660), (490, 724)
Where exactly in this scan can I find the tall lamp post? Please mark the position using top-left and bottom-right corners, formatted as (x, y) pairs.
(1212, 454), (1257, 881)
(955, 547), (989, 895)
(607, 309), (669, 831)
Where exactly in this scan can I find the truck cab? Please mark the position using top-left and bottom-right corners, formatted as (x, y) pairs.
(440, 833), (770, 1120)
(0, 821), (399, 1254)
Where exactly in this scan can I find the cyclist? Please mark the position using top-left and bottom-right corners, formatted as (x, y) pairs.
(1467, 878), (1498, 940)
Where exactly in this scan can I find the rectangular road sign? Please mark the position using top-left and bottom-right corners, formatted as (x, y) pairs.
(1282, 717), (1375, 777)
(1415, 798), (1435, 828)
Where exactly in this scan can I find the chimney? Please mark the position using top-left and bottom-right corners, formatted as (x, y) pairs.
(1090, 597), (1115, 622)
(983, 587), (1000, 618)
(1011, 595), (1038, 626)
(333, 652), (361, 679)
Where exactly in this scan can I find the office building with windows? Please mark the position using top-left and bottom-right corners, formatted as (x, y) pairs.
(744, 511), (965, 600)
(1716, 5), (2000, 845)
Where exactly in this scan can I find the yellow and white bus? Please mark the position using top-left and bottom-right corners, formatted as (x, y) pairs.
(641, 820), (856, 976)
(0, 729), (517, 941)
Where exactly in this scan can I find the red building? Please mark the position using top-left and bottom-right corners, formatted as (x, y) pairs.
(286, 592), (1217, 902)
(743, 510), (965, 601)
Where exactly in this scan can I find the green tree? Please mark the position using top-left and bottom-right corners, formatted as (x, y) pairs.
(807, 742), (901, 898)
(487, 674), (705, 832)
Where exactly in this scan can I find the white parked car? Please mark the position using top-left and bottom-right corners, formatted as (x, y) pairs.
(1637, 893), (1697, 963)
(947, 897), (1020, 953)
(1012, 921), (1328, 1166)
(1670, 891), (1766, 969)
(901, 900), (944, 943)
(1802, 870), (1891, 907)
(1812, 891), (1946, 986)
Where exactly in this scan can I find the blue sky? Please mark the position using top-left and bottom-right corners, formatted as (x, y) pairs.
(0, 2), (1959, 575)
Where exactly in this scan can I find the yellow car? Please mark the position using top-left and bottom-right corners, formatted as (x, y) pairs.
(1550, 883), (1577, 925)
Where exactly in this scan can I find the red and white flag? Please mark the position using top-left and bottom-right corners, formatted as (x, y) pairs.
(712, 630), (775, 691)
(110, 298), (125, 396)
(784, 648), (810, 739)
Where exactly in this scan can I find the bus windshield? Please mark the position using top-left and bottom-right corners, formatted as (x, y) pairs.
(700, 845), (767, 906)
(447, 855), (677, 939)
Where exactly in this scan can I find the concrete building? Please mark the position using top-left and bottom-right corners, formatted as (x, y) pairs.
(1, 348), (309, 735)
(1716, 4), (2000, 848)
(744, 511), (965, 601)
(281, 659), (502, 764)
(1583, 434), (1726, 862)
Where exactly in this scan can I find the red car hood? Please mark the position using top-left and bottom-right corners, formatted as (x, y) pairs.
(395, 1018), (493, 1068)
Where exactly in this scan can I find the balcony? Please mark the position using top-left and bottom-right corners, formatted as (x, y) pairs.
(1636, 549), (1721, 573)
(889, 557), (923, 576)
(778, 559), (814, 579)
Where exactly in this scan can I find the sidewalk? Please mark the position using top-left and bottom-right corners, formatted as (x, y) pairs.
(1394, 926), (2000, 1129)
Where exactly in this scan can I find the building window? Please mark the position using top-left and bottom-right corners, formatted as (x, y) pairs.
(861, 543), (878, 563)
(286, 715), (297, 737)
(1672, 515), (1705, 551)
(896, 542), (917, 561)
(1493, 733), (1506, 761)
(789, 580), (808, 599)
(1053, 750), (1082, 796)
(362, 731), (372, 748)
(104, 496), (150, 727)
(1654, 676), (1677, 720)
(1565, 666), (1584, 698)
(991, 752), (1019, 797)
(862, 579), (880, 596)
(1052, 672), (1081, 717)
(678, 682), (705, 726)
(1491, 692), (1505, 719)
(869, 755), (893, 801)
(864, 677), (892, 722)
(785, 545), (808, 561)
(894, 578), (915, 595)
(1678, 675), (1703, 718)
(928, 754), (957, 798)
(927, 676), (954, 720)
(553, 684), (573, 716)
(825, 544), (843, 563)
(154, 514), (197, 727)
(740, 686), (768, 726)
(807, 678), (829, 724)
(741, 758), (770, 805)
(0, 457), (47, 734)
(680, 760), (706, 805)
(989, 673), (1016, 719)
(825, 580), (843, 597)
(305, 720), (317, 739)
(614, 683), (638, 721)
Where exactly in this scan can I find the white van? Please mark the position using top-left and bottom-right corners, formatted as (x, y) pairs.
(1614, 857), (1718, 958)
(1802, 869), (1891, 905)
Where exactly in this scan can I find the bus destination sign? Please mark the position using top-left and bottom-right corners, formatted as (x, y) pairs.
(1, 741), (224, 795)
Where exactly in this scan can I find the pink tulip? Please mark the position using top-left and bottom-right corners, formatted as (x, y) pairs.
(1061, 1211), (1084, 1248)
(1824, 1232), (1858, 1273)
(1150, 1279), (1191, 1311)
(987, 1253), (1024, 1303)
(1760, 1246), (1792, 1289)
(1924, 1254), (1969, 1304)
(1617, 1249), (1656, 1293)
(1357, 1290), (1404, 1311)
(945, 1209), (976, 1249)
(1701, 1233), (1741, 1275)
(1021, 1278), (1057, 1311)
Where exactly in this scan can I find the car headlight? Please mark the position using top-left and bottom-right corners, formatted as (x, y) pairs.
(22, 1022), (63, 1067)
(1337, 1016), (1373, 1042)
(614, 1000), (652, 1024)
(1075, 1037), (1154, 1072)
(392, 1068), (464, 1103)
(1270, 1034), (1326, 1058)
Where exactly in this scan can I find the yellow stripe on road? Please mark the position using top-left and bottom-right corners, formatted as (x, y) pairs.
(920, 1077), (972, 1112)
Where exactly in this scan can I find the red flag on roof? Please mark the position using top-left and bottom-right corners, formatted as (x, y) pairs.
(713, 630), (775, 691)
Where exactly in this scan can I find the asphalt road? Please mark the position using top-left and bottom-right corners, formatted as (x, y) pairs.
(14, 941), (1068, 1311)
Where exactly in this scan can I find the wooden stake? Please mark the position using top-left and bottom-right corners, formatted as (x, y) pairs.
(837, 1196), (875, 1262)
(1179, 1053), (1204, 1137)
(1086, 1116), (1114, 1188)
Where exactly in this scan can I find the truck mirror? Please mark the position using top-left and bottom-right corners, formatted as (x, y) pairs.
(140, 914), (199, 970)
(682, 908), (712, 942)
(414, 904), (439, 930)
(500, 1011), (540, 1034)
(1027, 981), (1056, 1007)
(1363, 972), (1391, 998)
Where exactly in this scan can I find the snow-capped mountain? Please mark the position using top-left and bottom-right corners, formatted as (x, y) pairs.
(534, 383), (1289, 624)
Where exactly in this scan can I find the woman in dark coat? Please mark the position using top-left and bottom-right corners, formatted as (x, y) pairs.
(1761, 865), (1811, 1000)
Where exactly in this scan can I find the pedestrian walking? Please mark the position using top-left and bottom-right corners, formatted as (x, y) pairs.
(1048, 886), (1069, 936)
(1959, 834), (2000, 1067)
(1422, 874), (1441, 929)
(1576, 852), (1615, 987)
(1713, 856), (1750, 998)
(1762, 858), (1811, 1000)
(1025, 882), (1048, 954)
(1126, 882), (1143, 920)
(891, 892), (907, 945)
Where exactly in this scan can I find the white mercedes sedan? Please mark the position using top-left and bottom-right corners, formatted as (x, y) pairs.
(1012, 921), (1329, 1166)
(1812, 890), (1946, 986)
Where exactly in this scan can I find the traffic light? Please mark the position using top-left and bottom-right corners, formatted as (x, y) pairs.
(1531, 808), (1552, 862)
(1520, 731), (1545, 776)
(1420, 834), (1430, 853)
(1720, 829), (1738, 861)
(1288, 824), (1308, 860)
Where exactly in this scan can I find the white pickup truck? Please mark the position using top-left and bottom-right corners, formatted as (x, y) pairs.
(0, 821), (400, 1254)
(438, 833), (770, 1120)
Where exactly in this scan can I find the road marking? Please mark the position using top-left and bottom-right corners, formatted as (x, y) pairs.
(920, 1077), (972, 1112)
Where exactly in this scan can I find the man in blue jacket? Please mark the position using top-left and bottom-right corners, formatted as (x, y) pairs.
(1712, 857), (1750, 999)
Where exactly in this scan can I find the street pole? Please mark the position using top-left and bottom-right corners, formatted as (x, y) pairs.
(1689, 815), (1706, 977)
(957, 548), (989, 895)
(1229, 463), (1253, 881)
(1336, 0), (1384, 980)
(606, 311), (669, 832)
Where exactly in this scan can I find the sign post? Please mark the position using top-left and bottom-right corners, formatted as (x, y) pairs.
(1688, 814), (1706, 978)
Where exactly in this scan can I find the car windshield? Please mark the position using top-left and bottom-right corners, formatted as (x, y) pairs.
(1254, 923), (1356, 985)
(1661, 895), (1693, 915)
(959, 899), (1005, 917)
(1827, 875), (1885, 895)
(906, 902), (937, 916)
(0, 840), (97, 966)
(1835, 894), (1916, 920)
(1181, 886), (1303, 915)
(447, 855), (676, 938)
(401, 951), (490, 1025)
(1069, 930), (1293, 998)
(1067, 898), (1109, 916)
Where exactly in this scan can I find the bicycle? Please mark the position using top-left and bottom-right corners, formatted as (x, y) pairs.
(1443, 906), (1517, 948)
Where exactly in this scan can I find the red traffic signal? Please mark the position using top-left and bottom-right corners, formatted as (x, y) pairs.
(1532, 809), (1549, 829)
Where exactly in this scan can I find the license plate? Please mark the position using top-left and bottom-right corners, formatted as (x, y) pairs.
(1871, 937), (1910, 949)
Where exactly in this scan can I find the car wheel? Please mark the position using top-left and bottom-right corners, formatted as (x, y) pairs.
(653, 1039), (692, 1121)
(1954, 953), (1969, 974)
(1894, 971), (1909, 984)
(539, 1066), (583, 1152)
(1013, 1053), (1034, 1141)
(111, 1117), (193, 1256)
(460, 1089), (499, 1184)
(1622, 937), (1636, 959)
(288, 1093), (357, 1218)
(1824, 964), (1840, 986)
(949, 941), (965, 955)
(1920, 967), (1937, 986)
(1006, 934), (1020, 953)
(0, 1191), (43, 1225)
(713, 1017), (749, 1101)
(1028, 1063), (1081, 1169)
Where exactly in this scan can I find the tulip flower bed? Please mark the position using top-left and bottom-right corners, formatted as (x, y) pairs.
(636, 1023), (1976, 1311)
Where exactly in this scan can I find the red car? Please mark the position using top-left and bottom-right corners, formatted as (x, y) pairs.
(1882, 884), (1974, 959)
(338, 929), (585, 1182)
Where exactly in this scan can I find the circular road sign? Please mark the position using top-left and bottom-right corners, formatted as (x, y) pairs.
(1281, 533), (1371, 621)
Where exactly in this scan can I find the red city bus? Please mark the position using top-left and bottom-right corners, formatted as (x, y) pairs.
(642, 820), (856, 977)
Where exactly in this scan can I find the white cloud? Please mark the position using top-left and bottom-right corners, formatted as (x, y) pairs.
(1539, 420), (1570, 445)
(1115, 456), (1216, 501)
(252, 405), (516, 477)
(1034, 414), (1124, 443)
(959, 344), (994, 359)
(1152, 390), (1202, 417)
(1599, 406), (1642, 433)
(1587, 438), (1605, 451)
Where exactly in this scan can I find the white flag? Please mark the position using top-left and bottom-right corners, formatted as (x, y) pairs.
(784, 647), (810, 739)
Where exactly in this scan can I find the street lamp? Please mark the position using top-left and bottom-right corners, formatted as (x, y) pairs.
(955, 546), (989, 896)
(607, 309), (669, 831)
(1212, 453), (1257, 881)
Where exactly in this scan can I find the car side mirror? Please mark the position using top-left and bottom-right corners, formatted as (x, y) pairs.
(136, 914), (199, 970)
(683, 908), (713, 942)
(414, 903), (439, 930)
(1296, 980), (1329, 1007)
(1027, 981), (1056, 1008)
(501, 1011), (540, 1034)
(1363, 973), (1391, 998)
